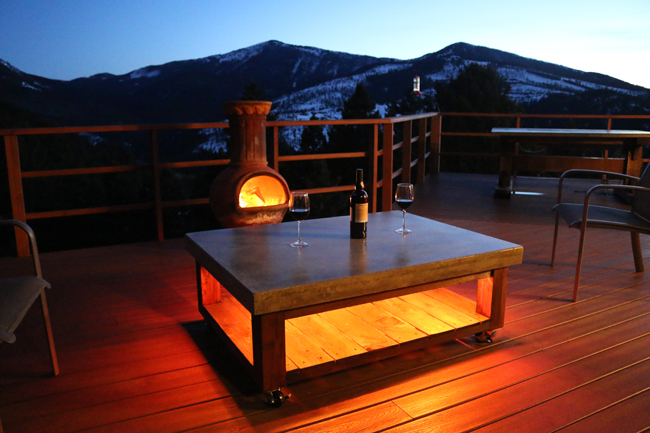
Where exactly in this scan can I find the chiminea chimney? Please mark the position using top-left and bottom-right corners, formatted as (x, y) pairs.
(209, 101), (290, 228)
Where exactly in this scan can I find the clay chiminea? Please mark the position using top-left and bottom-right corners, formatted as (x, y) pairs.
(209, 101), (290, 228)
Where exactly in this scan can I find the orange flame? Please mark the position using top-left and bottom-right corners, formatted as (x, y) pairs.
(239, 176), (288, 208)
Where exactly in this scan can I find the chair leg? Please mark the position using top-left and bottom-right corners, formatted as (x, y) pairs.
(40, 291), (59, 376)
(551, 212), (560, 266)
(573, 225), (587, 302)
(631, 232), (645, 273)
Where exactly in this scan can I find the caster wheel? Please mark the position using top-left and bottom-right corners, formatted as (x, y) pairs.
(474, 330), (496, 343)
(265, 389), (290, 407)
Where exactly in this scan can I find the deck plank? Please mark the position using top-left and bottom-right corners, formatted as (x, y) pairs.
(1, 173), (649, 433)
(472, 359), (650, 433)
(198, 306), (650, 432)
(556, 388), (650, 433)
(385, 332), (650, 432)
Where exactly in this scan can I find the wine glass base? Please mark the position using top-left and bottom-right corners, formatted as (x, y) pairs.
(395, 228), (412, 234)
(290, 241), (309, 248)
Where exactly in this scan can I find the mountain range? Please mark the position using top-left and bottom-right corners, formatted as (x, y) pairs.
(1, 40), (648, 129)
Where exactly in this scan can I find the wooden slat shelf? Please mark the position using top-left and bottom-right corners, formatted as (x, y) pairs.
(203, 285), (488, 374)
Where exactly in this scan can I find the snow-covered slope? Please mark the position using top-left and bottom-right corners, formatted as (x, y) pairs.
(1, 40), (647, 129)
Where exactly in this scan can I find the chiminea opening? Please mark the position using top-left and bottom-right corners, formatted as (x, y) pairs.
(239, 173), (287, 208)
(209, 101), (290, 228)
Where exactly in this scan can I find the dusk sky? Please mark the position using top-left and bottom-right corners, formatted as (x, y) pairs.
(1, 0), (649, 88)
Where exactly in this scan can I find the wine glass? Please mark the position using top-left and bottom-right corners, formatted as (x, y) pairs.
(395, 183), (414, 234)
(289, 191), (310, 247)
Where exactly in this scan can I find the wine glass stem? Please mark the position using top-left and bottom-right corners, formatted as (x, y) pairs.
(402, 209), (407, 232)
(297, 220), (302, 244)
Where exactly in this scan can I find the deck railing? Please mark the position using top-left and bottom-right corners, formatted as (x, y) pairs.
(2, 112), (440, 255)
(440, 112), (650, 173)
(3, 111), (650, 256)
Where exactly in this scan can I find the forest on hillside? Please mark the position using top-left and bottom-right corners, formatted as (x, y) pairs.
(1, 64), (649, 252)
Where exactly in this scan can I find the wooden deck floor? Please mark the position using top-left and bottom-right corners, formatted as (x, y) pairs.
(2, 173), (650, 433)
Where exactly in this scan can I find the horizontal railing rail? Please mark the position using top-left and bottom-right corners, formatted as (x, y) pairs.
(2, 113), (440, 255)
(3, 111), (649, 255)
(439, 112), (650, 183)
(439, 112), (650, 168)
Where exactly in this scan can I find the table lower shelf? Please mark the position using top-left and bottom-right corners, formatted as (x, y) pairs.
(203, 285), (489, 376)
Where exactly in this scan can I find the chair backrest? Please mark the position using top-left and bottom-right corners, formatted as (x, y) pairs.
(633, 163), (650, 219)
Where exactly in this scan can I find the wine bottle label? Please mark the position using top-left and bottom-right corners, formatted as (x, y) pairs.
(353, 203), (368, 223)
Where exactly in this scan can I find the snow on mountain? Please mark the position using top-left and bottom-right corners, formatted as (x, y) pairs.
(150, 41), (650, 152)
(196, 127), (230, 153)
(1, 40), (648, 132)
(21, 82), (42, 91)
(272, 43), (649, 124)
(273, 62), (412, 120)
(212, 42), (268, 64)
(0, 59), (22, 75)
(129, 67), (161, 79)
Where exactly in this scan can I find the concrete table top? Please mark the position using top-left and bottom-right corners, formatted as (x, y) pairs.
(185, 211), (523, 315)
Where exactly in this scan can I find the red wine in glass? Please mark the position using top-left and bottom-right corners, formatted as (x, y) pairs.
(289, 192), (309, 247)
(395, 199), (413, 210)
(290, 208), (310, 221)
(395, 183), (414, 234)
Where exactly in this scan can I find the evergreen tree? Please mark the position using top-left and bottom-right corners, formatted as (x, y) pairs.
(241, 81), (268, 101)
(435, 63), (519, 115)
(329, 83), (379, 153)
(287, 83), (380, 218)
(340, 83), (380, 120)
(299, 114), (328, 153)
(239, 81), (278, 121)
(433, 63), (520, 174)
(523, 88), (650, 130)
(387, 87), (438, 117)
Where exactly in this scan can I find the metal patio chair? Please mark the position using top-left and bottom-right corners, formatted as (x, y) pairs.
(0, 219), (59, 375)
(551, 165), (650, 302)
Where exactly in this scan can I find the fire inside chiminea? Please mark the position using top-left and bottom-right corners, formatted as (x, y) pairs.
(209, 101), (290, 228)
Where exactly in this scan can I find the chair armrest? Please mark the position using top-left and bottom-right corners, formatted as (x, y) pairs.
(556, 169), (641, 204)
(584, 184), (650, 202)
(579, 184), (650, 225)
(0, 219), (43, 278)
(559, 169), (640, 183)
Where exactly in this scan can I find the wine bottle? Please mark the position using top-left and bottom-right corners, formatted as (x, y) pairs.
(350, 168), (368, 239)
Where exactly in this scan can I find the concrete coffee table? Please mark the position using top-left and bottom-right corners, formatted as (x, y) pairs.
(185, 211), (523, 405)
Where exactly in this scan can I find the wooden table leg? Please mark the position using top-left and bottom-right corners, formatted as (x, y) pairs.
(198, 264), (222, 305)
(495, 140), (515, 198)
(489, 268), (508, 329)
(624, 140), (645, 178)
(476, 267), (508, 330)
(252, 312), (286, 393)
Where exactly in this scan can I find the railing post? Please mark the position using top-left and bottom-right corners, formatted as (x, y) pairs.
(4, 135), (30, 256)
(270, 126), (280, 172)
(368, 124), (379, 213)
(429, 115), (441, 174)
(402, 120), (412, 184)
(381, 123), (394, 212)
(150, 130), (164, 242)
(416, 118), (427, 183)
